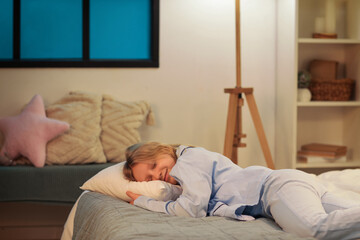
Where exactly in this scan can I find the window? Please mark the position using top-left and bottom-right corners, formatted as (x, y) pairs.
(0, 0), (159, 68)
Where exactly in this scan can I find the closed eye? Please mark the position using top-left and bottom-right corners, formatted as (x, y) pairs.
(145, 163), (156, 181)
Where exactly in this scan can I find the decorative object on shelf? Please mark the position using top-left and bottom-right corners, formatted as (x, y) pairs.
(298, 70), (311, 88)
(314, 17), (325, 34)
(309, 60), (338, 81)
(346, 0), (360, 39)
(297, 70), (312, 102)
(297, 88), (312, 102)
(309, 78), (355, 101)
(308, 60), (355, 101)
(325, 0), (336, 34)
(312, 0), (337, 39)
(297, 143), (347, 163)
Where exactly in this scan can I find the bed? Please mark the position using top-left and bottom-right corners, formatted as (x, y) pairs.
(70, 191), (314, 240)
(61, 167), (360, 240)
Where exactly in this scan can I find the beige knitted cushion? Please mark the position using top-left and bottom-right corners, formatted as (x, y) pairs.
(45, 92), (106, 165)
(100, 94), (154, 163)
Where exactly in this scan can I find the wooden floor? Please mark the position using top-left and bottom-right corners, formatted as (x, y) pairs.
(0, 202), (72, 240)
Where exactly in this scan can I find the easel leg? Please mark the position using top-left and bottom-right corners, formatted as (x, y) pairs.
(244, 92), (275, 169)
(224, 93), (238, 163)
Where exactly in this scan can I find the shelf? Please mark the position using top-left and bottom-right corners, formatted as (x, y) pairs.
(275, 0), (360, 172)
(298, 38), (360, 44)
(296, 161), (360, 169)
(297, 101), (360, 107)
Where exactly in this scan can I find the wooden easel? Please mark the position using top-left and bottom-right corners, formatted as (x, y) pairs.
(223, 0), (275, 169)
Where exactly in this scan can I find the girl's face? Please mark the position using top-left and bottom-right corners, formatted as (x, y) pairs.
(131, 154), (178, 185)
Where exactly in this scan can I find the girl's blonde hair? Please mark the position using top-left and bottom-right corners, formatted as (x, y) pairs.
(123, 142), (179, 181)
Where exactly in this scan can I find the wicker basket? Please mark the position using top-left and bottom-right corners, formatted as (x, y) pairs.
(309, 78), (355, 101)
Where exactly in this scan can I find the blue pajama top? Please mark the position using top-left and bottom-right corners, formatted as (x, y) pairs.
(134, 145), (273, 220)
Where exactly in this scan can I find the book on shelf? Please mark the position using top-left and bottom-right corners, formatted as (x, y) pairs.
(297, 149), (346, 158)
(297, 155), (347, 164)
(297, 143), (348, 164)
(301, 143), (347, 155)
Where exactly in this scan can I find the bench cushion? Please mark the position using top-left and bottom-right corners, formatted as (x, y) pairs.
(0, 163), (114, 203)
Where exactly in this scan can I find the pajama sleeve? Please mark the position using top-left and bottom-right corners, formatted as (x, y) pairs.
(134, 196), (192, 217)
(134, 151), (213, 217)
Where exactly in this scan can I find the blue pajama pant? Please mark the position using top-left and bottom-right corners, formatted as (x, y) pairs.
(261, 169), (360, 240)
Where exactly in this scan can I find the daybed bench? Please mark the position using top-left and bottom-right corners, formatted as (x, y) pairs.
(0, 164), (113, 203)
(0, 164), (114, 239)
(0, 92), (154, 239)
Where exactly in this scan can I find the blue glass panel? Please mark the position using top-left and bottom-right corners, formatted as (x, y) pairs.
(20, 0), (82, 59)
(90, 0), (151, 60)
(0, 0), (13, 59)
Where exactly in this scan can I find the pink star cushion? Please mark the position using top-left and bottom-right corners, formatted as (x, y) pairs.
(0, 95), (70, 167)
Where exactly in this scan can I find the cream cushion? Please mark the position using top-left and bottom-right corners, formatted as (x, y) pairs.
(100, 94), (154, 163)
(46, 92), (106, 165)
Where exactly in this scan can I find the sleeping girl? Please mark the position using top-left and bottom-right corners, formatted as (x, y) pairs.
(124, 142), (360, 240)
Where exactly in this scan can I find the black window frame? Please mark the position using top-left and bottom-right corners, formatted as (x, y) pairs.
(0, 0), (159, 68)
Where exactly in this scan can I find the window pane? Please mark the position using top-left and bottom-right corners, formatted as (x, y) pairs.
(20, 0), (82, 59)
(0, 0), (13, 59)
(90, 0), (151, 60)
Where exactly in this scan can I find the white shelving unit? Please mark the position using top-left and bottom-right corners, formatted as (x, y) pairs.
(276, 0), (360, 172)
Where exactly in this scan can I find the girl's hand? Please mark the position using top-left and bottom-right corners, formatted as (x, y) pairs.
(126, 191), (141, 205)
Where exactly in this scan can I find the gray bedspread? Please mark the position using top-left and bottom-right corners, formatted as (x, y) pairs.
(73, 192), (314, 240)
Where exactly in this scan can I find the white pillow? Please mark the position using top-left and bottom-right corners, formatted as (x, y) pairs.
(80, 162), (182, 202)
